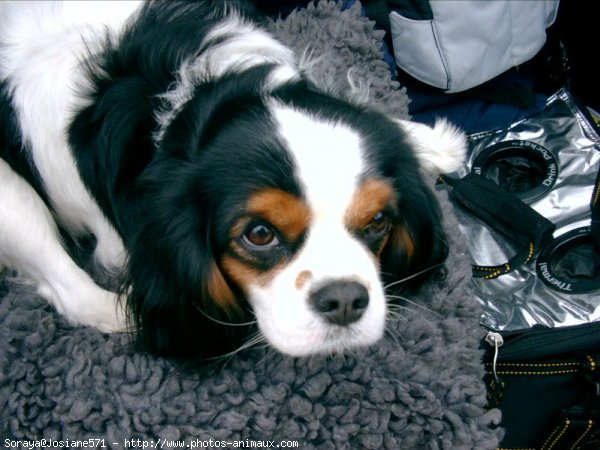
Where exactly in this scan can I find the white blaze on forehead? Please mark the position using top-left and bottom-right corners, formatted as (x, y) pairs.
(247, 103), (387, 356)
(269, 103), (365, 219)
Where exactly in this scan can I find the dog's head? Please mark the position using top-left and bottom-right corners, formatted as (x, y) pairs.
(126, 74), (466, 363)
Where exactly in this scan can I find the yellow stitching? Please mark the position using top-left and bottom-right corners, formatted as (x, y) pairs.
(577, 438), (600, 449)
(497, 448), (536, 450)
(483, 265), (510, 278)
(543, 418), (570, 450)
(593, 182), (600, 207)
(476, 241), (535, 278)
(484, 362), (579, 368)
(475, 265), (507, 272)
(550, 419), (571, 450)
(586, 354), (596, 372)
(541, 423), (562, 450)
(486, 369), (579, 376)
(569, 419), (594, 450)
(477, 262), (514, 279)
(483, 269), (502, 279)
(525, 241), (535, 263)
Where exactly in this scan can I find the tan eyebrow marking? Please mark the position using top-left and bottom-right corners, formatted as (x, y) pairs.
(344, 178), (396, 232)
(245, 188), (311, 242)
(222, 188), (312, 292)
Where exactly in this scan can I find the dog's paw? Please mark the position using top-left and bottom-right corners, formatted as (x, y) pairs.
(39, 282), (128, 333)
(84, 289), (128, 333)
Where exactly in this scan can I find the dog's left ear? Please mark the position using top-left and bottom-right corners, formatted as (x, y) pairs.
(379, 182), (449, 291)
(379, 118), (466, 290)
(393, 118), (467, 175)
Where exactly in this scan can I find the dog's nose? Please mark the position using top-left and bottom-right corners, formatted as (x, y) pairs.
(309, 281), (369, 326)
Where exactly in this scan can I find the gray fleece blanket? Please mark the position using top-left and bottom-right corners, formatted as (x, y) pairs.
(0, 2), (502, 448)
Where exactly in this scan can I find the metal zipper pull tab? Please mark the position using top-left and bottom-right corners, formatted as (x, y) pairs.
(485, 331), (504, 383)
(485, 331), (506, 409)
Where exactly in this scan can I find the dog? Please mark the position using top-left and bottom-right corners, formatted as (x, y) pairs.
(0, 1), (466, 363)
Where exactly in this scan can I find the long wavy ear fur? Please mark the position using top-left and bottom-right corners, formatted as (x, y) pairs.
(122, 158), (255, 365)
(379, 181), (448, 293)
(375, 117), (464, 291)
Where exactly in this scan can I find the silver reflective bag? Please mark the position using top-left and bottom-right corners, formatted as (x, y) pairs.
(450, 89), (600, 331)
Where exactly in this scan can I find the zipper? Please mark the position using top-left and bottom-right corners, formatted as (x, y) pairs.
(484, 331), (506, 409)
(485, 331), (504, 383)
(483, 329), (584, 409)
(483, 323), (600, 361)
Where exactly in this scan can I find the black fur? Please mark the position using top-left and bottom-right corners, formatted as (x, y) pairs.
(0, 82), (49, 206)
(68, 2), (305, 361)
(1, 0), (448, 364)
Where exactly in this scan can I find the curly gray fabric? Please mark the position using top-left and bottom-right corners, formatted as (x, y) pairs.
(0, 2), (501, 448)
(269, 1), (409, 118)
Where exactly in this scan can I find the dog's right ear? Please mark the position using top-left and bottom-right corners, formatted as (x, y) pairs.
(393, 118), (467, 175)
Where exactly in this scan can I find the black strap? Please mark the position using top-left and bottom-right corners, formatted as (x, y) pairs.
(438, 173), (556, 279)
(591, 167), (600, 246)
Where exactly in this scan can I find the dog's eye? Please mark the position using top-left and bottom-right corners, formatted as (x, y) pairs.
(243, 222), (280, 249)
(363, 211), (390, 239)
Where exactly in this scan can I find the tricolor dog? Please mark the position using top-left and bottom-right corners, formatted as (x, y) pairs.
(0, 1), (466, 363)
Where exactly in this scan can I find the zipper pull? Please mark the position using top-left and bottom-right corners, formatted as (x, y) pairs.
(485, 331), (505, 409)
(485, 331), (504, 382)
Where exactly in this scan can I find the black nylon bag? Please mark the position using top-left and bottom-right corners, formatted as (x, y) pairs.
(483, 324), (600, 450)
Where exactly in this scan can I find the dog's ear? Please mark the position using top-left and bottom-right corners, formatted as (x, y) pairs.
(376, 118), (464, 291)
(123, 161), (253, 365)
(158, 65), (275, 158)
(393, 118), (467, 175)
(379, 182), (448, 292)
